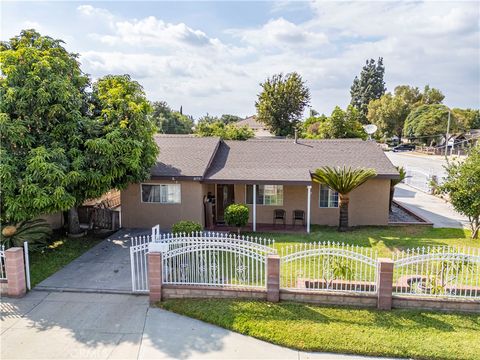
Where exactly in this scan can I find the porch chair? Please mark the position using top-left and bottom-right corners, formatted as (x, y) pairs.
(292, 210), (305, 227)
(273, 209), (286, 226)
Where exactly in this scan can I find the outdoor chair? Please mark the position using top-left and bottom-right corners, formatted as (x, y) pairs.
(273, 209), (286, 226)
(292, 210), (305, 227)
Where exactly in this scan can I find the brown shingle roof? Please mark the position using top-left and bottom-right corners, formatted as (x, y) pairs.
(203, 139), (399, 184)
(151, 135), (220, 178)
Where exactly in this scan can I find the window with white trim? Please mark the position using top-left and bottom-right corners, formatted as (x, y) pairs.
(319, 184), (338, 208)
(246, 185), (283, 206)
(141, 184), (181, 204)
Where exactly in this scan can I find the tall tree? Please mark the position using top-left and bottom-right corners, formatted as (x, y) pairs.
(151, 101), (194, 134)
(440, 146), (480, 239)
(220, 114), (243, 124)
(452, 108), (480, 131)
(367, 93), (410, 140)
(312, 167), (377, 231)
(256, 72), (310, 136)
(305, 106), (366, 140)
(0, 30), (158, 234)
(195, 120), (254, 140)
(350, 58), (386, 124)
(403, 104), (457, 144)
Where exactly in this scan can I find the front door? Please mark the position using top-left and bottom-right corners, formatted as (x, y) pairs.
(216, 184), (235, 223)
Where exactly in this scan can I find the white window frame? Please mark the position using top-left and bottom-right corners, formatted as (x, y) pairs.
(245, 185), (284, 206)
(140, 183), (181, 204)
(318, 184), (339, 208)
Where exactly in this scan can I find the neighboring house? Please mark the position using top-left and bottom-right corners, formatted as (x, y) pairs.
(121, 135), (399, 232)
(234, 115), (276, 138)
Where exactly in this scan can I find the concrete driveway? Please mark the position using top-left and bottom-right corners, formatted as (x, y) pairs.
(35, 229), (149, 294)
(1, 291), (397, 360)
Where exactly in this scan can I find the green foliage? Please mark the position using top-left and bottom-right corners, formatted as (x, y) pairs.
(0, 219), (52, 250)
(440, 146), (480, 238)
(224, 204), (249, 230)
(195, 121), (254, 140)
(304, 106), (366, 139)
(312, 166), (377, 195)
(160, 299), (480, 360)
(452, 108), (480, 131)
(0, 30), (158, 226)
(151, 101), (194, 134)
(350, 58), (386, 124)
(403, 104), (457, 142)
(220, 114), (243, 124)
(391, 166), (406, 187)
(256, 72), (310, 136)
(172, 220), (203, 235)
(367, 93), (410, 139)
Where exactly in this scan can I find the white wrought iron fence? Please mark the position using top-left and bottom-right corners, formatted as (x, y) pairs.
(280, 242), (378, 293)
(160, 232), (275, 288)
(392, 246), (480, 299)
(0, 245), (6, 281)
(130, 232), (276, 293)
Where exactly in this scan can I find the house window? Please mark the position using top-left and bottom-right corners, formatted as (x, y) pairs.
(319, 184), (338, 208)
(141, 184), (181, 204)
(246, 185), (283, 206)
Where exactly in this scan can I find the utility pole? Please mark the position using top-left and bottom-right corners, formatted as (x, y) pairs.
(445, 110), (451, 160)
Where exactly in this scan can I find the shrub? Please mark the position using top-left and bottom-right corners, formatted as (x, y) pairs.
(0, 219), (52, 251)
(171, 220), (202, 235)
(224, 204), (249, 234)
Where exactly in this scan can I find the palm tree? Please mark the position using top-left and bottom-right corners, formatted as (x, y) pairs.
(312, 166), (377, 231)
(389, 166), (406, 212)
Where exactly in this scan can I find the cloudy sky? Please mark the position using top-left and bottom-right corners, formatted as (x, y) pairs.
(2, 1), (479, 118)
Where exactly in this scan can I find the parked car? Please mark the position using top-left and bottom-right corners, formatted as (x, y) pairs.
(392, 144), (415, 152)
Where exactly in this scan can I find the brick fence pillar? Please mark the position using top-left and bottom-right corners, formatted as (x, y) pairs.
(266, 254), (280, 302)
(377, 258), (394, 310)
(148, 252), (162, 305)
(5, 247), (26, 298)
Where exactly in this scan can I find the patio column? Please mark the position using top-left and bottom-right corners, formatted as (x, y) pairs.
(253, 184), (257, 232)
(306, 185), (312, 233)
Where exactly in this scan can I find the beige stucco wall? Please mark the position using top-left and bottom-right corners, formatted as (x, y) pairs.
(121, 178), (390, 229)
(120, 180), (205, 229)
(235, 178), (389, 226)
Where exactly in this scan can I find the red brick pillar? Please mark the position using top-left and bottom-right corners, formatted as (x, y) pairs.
(266, 254), (280, 302)
(377, 258), (394, 310)
(6, 247), (26, 298)
(148, 252), (162, 305)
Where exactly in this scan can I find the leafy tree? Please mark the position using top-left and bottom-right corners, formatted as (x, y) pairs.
(452, 108), (480, 131)
(197, 114), (220, 124)
(440, 146), (480, 239)
(350, 58), (386, 124)
(151, 101), (194, 134)
(311, 167), (377, 231)
(403, 104), (457, 143)
(224, 204), (249, 234)
(394, 85), (423, 107)
(220, 114), (243, 124)
(256, 72), (310, 136)
(367, 93), (410, 140)
(195, 120), (253, 140)
(0, 30), (158, 234)
(422, 85), (445, 105)
(304, 106), (366, 140)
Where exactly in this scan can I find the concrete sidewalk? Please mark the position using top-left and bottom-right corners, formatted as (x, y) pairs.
(394, 183), (469, 229)
(1, 291), (397, 360)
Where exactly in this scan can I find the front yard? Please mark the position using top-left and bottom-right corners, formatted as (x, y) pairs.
(258, 225), (479, 257)
(159, 299), (480, 360)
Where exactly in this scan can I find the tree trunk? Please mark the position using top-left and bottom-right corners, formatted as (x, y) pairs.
(389, 185), (395, 212)
(338, 194), (349, 232)
(68, 206), (82, 235)
(471, 217), (479, 239)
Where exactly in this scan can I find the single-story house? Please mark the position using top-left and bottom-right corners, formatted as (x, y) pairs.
(121, 135), (399, 232)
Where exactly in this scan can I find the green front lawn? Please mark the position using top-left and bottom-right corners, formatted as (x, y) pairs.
(159, 299), (480, 360)
(29, 235), (104, 287)
(254, 226), (479, 257)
